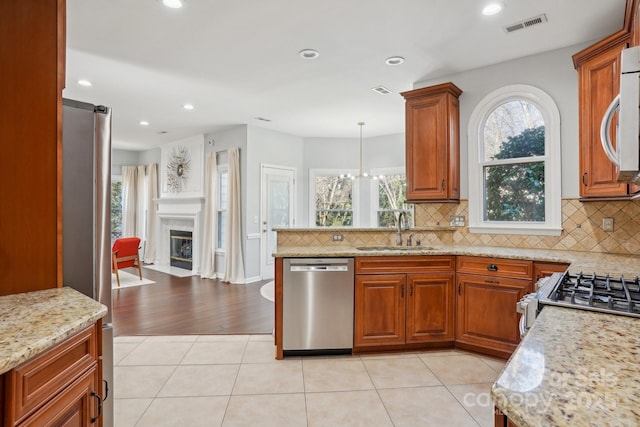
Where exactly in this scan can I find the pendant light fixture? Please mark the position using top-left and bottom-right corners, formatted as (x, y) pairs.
(340, 122), (384, 180)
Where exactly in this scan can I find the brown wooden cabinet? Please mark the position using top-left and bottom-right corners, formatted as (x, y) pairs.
(0, 0), (66, 294)
(532, 261), (569, 282)
(2, 323), (103, 426)
(354, 256), (455, 350)
(401, 83), (462, 202)
(455, 256), (532, 359)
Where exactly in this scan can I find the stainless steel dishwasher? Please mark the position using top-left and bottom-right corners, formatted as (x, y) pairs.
(283, 258), (354, 354)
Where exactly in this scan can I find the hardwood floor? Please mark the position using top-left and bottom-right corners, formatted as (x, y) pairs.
(112, 267), (274, 336)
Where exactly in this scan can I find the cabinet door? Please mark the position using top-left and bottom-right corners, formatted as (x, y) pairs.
(354, 274), (406, 347)
(406, 273), (455, 343)
(402, 83), (462, 202)
(577, 38), (630, 198)
(456, 274), (530, 358)
(18, 365), (99, 427)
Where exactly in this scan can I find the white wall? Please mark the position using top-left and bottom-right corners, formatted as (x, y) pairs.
(111, 149), (140, 176)
(413, 41), (591, 199)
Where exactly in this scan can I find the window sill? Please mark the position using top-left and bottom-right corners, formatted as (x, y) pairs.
(468, 224), (562, 236)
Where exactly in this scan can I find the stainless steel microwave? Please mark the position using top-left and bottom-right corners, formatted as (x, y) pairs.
(600, 45), (640, 184)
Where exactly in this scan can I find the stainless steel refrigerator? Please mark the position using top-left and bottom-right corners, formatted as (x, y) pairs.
(62, 98), (114, 427)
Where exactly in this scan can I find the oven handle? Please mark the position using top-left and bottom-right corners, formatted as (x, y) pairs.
(519, 315), (527, 338)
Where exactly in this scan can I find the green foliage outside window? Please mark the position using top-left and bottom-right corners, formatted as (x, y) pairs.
(111, 180), (122, 241)
(377, 174), (412, 227)
(315, 176), (353, 226)
(485, 126), (545, 222)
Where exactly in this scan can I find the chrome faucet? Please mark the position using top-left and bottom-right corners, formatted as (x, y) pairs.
(396, 212), (408, 246)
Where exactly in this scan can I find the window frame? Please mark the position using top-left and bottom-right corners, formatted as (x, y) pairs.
(467, 84), (562, 236)
(309, 168), (360, 227)
(216, 165), (228, 251)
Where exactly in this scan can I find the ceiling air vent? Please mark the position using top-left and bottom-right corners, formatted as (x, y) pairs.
(372, 86), (392, 95)
(504, 13), (548, 33)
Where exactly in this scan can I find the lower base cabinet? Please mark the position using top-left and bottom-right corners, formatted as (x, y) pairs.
(354, 256), (455, 350)
(456, 273), (530, 358)
(2, 323), (103, 427)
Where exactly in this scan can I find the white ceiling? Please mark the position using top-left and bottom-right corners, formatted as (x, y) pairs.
(64, 0), (627, 150)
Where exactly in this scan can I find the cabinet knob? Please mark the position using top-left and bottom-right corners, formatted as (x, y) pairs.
(487, 264), (499, 272)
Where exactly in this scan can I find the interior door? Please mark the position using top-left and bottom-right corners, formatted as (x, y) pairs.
(260, 165), (296, 279)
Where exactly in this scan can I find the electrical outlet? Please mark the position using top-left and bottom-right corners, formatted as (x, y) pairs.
(449, 216), (466, 227)
(602, 217), (614, 232)
(332, 233), (344, 241)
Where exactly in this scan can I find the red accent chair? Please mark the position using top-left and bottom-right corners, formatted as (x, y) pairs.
(112, 237), (142, 287)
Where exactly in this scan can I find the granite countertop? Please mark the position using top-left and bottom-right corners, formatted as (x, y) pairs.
(492, 306), (640, 426)
(274, 244), (640, 278)
(0, 287), (108, 375)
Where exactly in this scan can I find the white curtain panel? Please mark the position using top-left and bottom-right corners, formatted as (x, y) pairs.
(223, 147), (246, 284)
(200, 152), (218, 279)
(143, 163), (158, 264)
(121, 166), (138, 237)
(135, 165), (146, 241)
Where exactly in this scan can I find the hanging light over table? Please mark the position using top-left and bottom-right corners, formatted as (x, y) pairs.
(340, 122), (385, 180)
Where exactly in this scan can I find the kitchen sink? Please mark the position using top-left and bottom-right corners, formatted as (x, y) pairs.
(355, 246), (434, 251)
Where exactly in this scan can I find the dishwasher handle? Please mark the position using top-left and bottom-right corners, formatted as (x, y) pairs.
(290, 265), (349, 272)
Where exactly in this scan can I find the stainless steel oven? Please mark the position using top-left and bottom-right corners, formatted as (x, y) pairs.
(518, 271), (640, 336)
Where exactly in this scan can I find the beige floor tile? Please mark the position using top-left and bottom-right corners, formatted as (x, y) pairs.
(114, 366), (176, 398)
(420, 354), (498, 385)
(114, 336), (147, 344)
(144, 335), (199, 343)
(363, 357), (441, 389)
(303, 359), (374, 392)
(114, 343), (139, 365)
(158, 364), (240, 397)
(358, 351), (419, 360)
(232, 361), (304, 395)
(222, 393), (307, 427)
(181, 342), (247, 364)
(113, 398), (152, 427)
(242, 341), (278, 363)
(249, 334), (274, 342)
(195, 334), (250, 342)
(478, 356), (507, 373)
(118, 341), (192, 366)
(378, 386), (480, 427)
(448, 383), (495, 427)
(135, 396), (229, 427)
(306, 390), (394, 427)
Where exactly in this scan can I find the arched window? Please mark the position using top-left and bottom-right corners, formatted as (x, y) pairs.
(467, 85), (561, 235)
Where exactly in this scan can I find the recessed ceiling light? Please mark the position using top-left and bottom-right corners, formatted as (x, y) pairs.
(299, 49), (320, 59)
(183, 104), (194, 110)
(139, 121), (150, 126)
(385, 56), (405, 66)
(77, 79), (92, 86)
(162, 0), (184, 9)
(482, 2), (504, 16)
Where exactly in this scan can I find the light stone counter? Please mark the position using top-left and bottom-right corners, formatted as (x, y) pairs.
(0, 287), (107, 375)
(274, 244), (640, 278)
(492, 306), (640, 427)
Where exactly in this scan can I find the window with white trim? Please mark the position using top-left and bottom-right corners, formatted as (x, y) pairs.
(467, 85), (562, 235)
(310, 169), (358, 227)
(370, 168), (414, 228)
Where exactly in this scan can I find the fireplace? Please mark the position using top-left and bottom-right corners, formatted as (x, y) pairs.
(170, 230), (193, 270)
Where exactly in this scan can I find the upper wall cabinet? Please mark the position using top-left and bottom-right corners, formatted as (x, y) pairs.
(573, 0), (640, 201)
(401, 83), (462, 203)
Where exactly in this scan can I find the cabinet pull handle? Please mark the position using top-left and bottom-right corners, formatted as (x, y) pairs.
(91, 391), (103, 424)
(410, 284), (413, 296)
(103, 379), (109, 401)
(487, 264), (498, 272)
(582, 172), (587, 186)
(441, 179), (445, 191)
(401, 285), (404, 298)
(458, 283), (461, 295)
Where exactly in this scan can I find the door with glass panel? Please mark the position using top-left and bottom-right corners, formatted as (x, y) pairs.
(261, 165), (296, 279)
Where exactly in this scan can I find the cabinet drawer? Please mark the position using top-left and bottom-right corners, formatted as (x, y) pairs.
(356, 256), (455, 274)
(456, 256), (532, 280)
(7, 324), (98, 424)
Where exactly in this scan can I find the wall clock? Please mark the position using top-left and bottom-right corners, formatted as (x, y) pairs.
(166, 145), (191, 192)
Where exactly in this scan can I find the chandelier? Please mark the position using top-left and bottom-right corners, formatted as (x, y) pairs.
(340, 122), (385, 180)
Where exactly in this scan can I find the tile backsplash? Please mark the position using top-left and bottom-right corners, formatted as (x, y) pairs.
(277, 199), (640, 255)
(414, 199), (640, 255)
